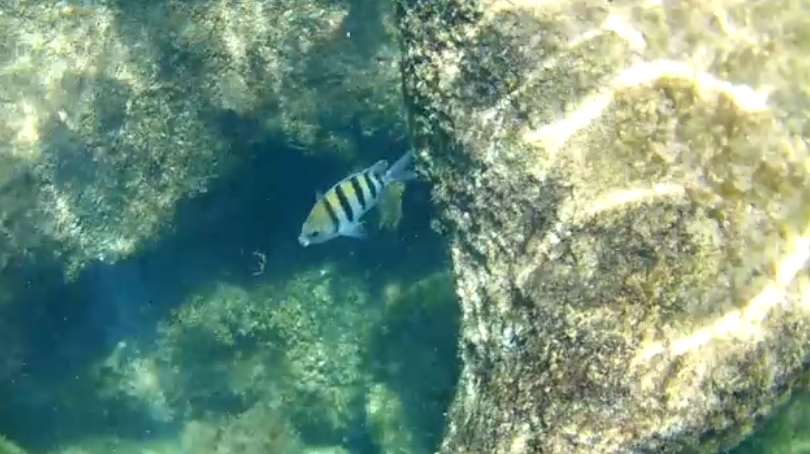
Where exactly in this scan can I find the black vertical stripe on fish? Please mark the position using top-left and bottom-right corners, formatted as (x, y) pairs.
(322, 195), (341, 233)
(371, 172), (385, 195)
(357, 171), (375, 204)
(339, 180), (364, 220)
(363, 172), (379, 199)
(334, 183), (358, 222)
(349, 175), (367, 210)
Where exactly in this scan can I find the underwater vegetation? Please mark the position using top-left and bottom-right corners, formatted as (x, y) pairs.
(730, 389), (810, 454)
(0, 0), (457, 453)
(53, 265), (459, 454)
(399, 0), (810, 452)
(0, 0), (406, 288)
(0, 435), (26, 454)
(0, 0), (808, 454)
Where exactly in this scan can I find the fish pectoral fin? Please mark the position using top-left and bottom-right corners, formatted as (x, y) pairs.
(341, 221), (367, 239)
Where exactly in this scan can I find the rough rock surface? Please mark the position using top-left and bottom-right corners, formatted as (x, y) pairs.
(0, 2), (228, 277)
(397, 0), (810, 452)
(0, 0), (402, 282)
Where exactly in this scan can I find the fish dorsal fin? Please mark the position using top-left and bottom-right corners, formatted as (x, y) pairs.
(315, 191), (324, 202)
(369, 160), (389, 175)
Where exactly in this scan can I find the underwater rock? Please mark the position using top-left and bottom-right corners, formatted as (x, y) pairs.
(731, 389), (810, 454)
(120, 266), (376, 445)
(398, 0), (810, 453)
(365, 383), (422, 454)
(150, 0), (406, 159)
(205, 401), (306, 454)
(0, 3), (242, 432)
(0, 0), (403, 283)
(0, 2), (230, 277)
(159, 270), (371, 438)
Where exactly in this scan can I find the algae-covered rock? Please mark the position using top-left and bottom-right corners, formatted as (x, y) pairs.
(0, 434), (27, 454)
(200, 401), (306, 454)
(0, 2), (231, 277)
(158, 266), (373, 441)
(397, 0), (810, 452)
(369, 271), (461, 454)
(0, 0), (404, 282)
(731, 389), (810, 454)
(88, 265), (377, 447)
(139, 0), (406, 159)
(45, 436), (177, 454)
(365, 383), (422, 454)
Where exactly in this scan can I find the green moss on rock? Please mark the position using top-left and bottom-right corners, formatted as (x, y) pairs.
(0, 435), (26, 454)
(397, 0), (810, 452)
(0, 2), (232, 278)
(369, 271), (460, 454)
(0, 0), (407, 285)
(730, 389), (810, 454)
(366, 383), (421, 454)
(115, 265), (377, 445)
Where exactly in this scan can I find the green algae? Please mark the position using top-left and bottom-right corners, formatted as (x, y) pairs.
(730, 388), (810, 453)
(0, 435), (26, 454)
(397, 0), (810, 452)
(60, 262), (459, 454)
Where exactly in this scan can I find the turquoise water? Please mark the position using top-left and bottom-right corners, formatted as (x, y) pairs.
(0, 0), (460, 453)
(727, 390), (810, 454)
(0, 143), (460, 454)
(0, 0), (807, 453)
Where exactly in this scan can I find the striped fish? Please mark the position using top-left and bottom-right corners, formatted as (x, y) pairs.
(298, 150), (417, 246)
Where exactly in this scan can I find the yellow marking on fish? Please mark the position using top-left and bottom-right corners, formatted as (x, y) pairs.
(339, 180), (363, 218)
(308, 199), (332, 226)
(325, 188), (348, 222)
(339, 180), (356, 202)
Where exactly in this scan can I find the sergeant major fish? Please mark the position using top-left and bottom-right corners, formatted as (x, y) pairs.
(298, 150), (417, 247)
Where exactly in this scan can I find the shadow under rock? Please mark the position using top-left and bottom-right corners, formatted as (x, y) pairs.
(0, 106), (352, 448)
(0, 99), (448, 453)
(366, 270), (461, 454)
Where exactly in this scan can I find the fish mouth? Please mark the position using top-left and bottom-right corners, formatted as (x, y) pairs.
(298, 235), (310, 247)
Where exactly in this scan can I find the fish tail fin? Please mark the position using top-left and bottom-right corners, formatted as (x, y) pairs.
(383, 150), (417, 184)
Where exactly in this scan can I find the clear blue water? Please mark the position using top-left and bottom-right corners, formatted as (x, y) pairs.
(0, 1), (806, 454)
(0, 132), (459, 454)
(0, 0), (466, 449)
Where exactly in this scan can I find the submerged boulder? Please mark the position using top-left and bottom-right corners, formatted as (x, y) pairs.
(0, 2), (231, 279)
(0, 0), (403, 282)
(398, 0), (810, 452)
